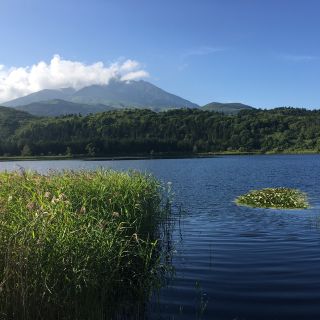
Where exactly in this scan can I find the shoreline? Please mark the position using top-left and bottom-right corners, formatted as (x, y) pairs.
(0, 150), (319, 162)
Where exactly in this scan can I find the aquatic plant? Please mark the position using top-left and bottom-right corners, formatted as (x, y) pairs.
(0, 169), (171, 319)
(235, 187), (309, 209)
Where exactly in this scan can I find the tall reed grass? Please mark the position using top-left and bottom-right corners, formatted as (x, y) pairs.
(0, 169), (171, 319)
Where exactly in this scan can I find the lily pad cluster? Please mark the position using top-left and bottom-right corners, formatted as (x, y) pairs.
(236, 187), (309, 209)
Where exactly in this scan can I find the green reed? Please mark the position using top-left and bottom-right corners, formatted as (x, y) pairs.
(236, 187), (309, 209)
(0, 169), (171, 319)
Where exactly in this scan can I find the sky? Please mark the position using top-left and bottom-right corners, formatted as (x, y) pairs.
(0, 0), (320, 108)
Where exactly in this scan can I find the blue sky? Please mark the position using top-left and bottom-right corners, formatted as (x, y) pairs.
(0, 0), (319, 108)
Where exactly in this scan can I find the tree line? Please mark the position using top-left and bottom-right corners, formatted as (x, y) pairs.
(1, 107), (320, 156)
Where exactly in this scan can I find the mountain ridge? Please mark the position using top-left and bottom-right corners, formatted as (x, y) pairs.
(2, 80), (255, 117)
(3, 80), (199, 111)
(3, 88), (76, 108)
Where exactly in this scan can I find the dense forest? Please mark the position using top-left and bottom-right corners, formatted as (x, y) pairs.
(1, 106), (320, 157)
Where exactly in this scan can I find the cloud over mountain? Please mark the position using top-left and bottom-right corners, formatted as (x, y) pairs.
(0, 55), (149, 103)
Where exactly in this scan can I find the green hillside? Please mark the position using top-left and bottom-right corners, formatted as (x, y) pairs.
(0, 106), (34, 138)
(202, 102), (254, 114)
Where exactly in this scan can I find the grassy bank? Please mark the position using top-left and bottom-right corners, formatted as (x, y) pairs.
(0, 170), (170, 319)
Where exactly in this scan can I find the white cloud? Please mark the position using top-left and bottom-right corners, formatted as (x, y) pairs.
(121, 70), (149, 81)
(0, 55), (149, 103)
(119, 59), (140, 72)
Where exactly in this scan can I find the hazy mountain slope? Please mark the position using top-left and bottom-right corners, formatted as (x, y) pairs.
(3, 80), (198, 110)
(3, 88), (76, 108)
(202, 102), (254, 114)
(15, 99), (115, 117)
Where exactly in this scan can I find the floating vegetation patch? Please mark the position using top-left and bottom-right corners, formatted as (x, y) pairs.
(236, 187), (309, 209)
(0, 169), (172, 320)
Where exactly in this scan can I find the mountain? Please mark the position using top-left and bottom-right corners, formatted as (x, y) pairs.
(15, 99), (115, 117)
(202, 102), (255, 114)
(3, 80), (199, 111)
(70, 80), (199, 109)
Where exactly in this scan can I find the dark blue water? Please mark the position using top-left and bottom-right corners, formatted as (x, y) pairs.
(1, 155), (320, 319)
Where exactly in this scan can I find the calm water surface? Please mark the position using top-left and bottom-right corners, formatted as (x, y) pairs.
(1, 155), (320, 320)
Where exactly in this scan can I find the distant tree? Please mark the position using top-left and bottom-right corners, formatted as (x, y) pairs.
(21, 145), (32, 156)
(85, 143), (96, 157)
(65, 146), (72, 156)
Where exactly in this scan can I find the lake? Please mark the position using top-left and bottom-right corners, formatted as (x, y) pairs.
(1, 155), (320, 320)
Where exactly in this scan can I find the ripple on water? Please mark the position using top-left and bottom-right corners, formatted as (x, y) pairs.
(2, 155), (320, 319)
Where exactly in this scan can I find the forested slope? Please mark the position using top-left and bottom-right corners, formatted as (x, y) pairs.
(1, 107), (320, 156)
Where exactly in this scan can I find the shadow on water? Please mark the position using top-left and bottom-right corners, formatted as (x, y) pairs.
(148, 204), (212, 320)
